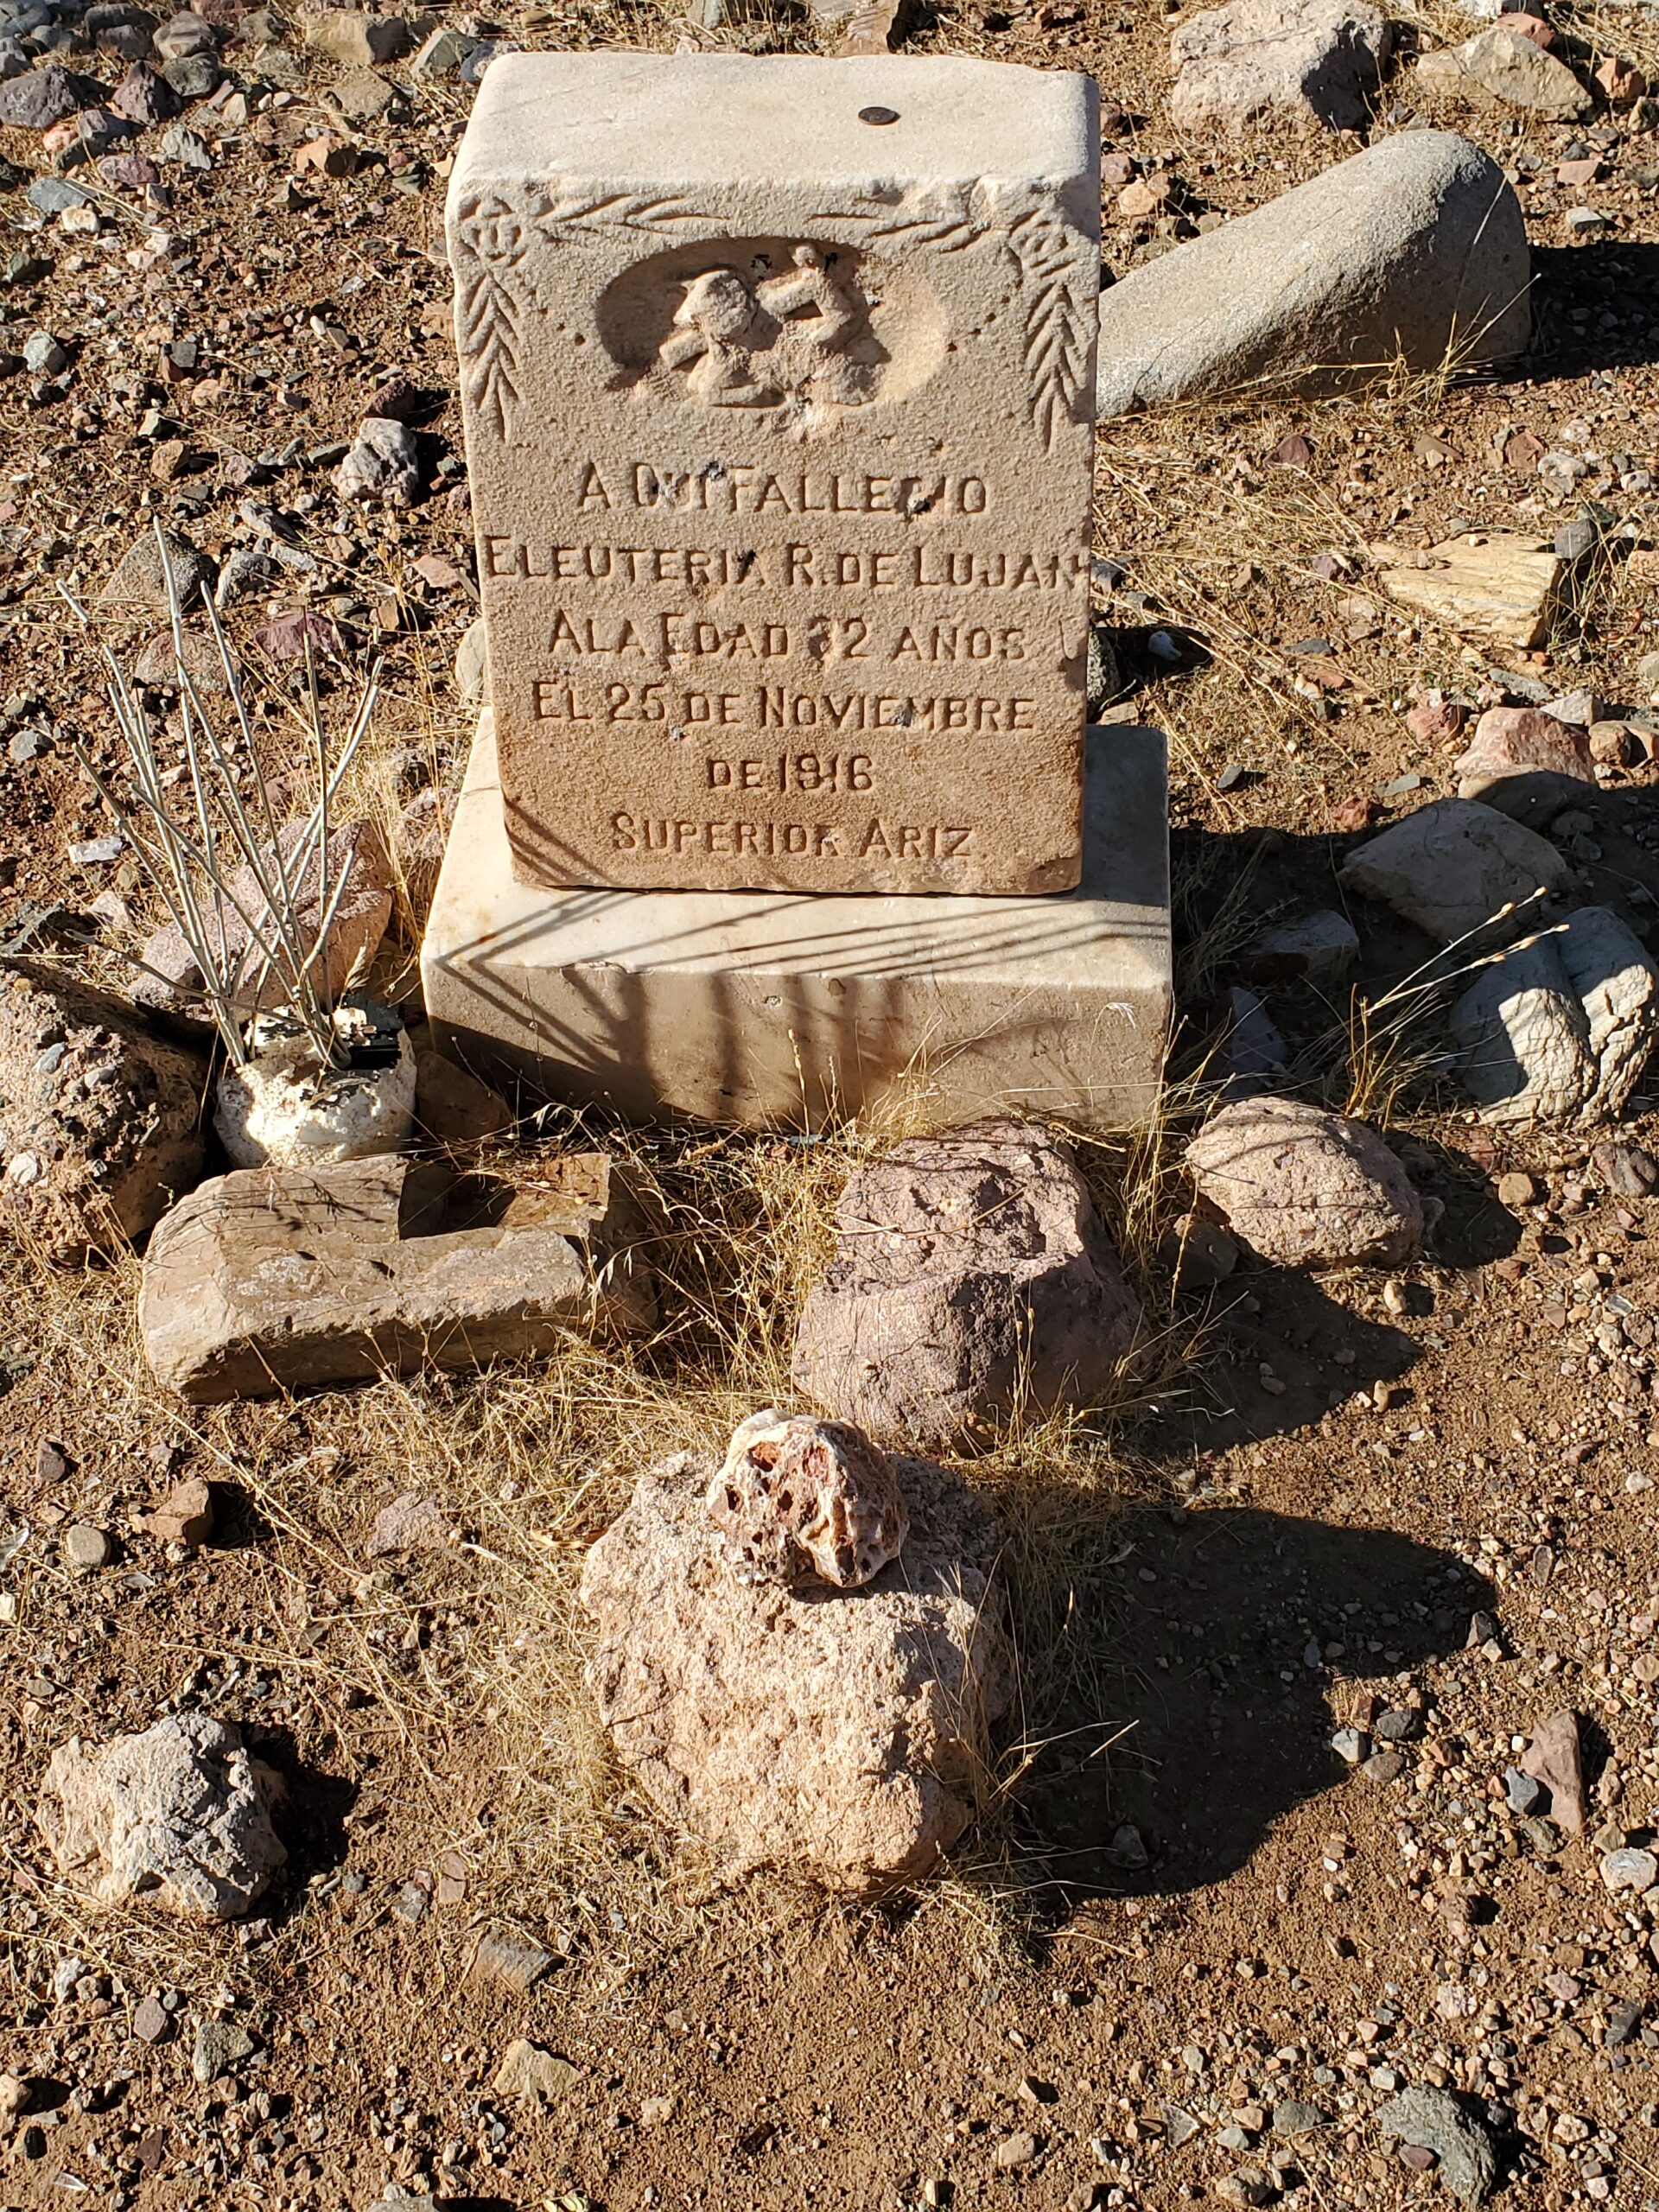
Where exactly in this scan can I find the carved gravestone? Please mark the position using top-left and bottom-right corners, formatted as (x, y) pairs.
(448, 54), (1101, 896)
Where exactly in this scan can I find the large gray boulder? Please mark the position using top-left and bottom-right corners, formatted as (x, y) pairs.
(581, 1450), (1011, 1897)
(38, 1714), (285, 1918)
(1096, 131), (1529, 417)
(1338, 798), (1572, 945)
(791, 1118), (1142, 1451)
(1449, 906), (1659, 1127)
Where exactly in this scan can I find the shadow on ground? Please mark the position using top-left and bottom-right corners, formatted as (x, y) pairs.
(1008, 1505), (1496, 1909)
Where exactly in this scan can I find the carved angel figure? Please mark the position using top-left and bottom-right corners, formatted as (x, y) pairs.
(658, 268), (780, 407)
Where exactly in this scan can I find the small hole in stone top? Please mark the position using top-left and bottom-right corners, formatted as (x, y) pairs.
(858, 105), (899, 124)
(725, 1487), (739, 1510)
(779, 1491), (793, 1512)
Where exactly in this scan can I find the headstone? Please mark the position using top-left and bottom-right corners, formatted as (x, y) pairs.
(448, 54), (1100, 895)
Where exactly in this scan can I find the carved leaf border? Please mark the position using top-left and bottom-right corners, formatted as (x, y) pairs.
(823, 183), (1093, 454)
(452, 182), (715, 442)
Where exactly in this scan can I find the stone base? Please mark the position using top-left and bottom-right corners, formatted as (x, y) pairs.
(420, 711), (1171, 1129)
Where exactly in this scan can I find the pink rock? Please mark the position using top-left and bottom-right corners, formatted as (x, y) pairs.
(1452, 705), (1594, 800)
(1521, 1708), (1584, 1831)
(1596, 54), (1645, 102)
(1406, 696), (1469, 744)
(1502, 12), (1554, 44)
(708, 1411), (909, 1592)
(1556, 156), (1601, 187)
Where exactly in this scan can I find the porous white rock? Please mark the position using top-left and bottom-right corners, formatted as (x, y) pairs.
(1338, 798), (1572, 944)
(38, 1713), (284, 1917)
(213, 1001), (415, 1168)
(1448, 906), (1659, 1127)
(707, 1411), (909, 1591)
(582, 1452), (1010, 1895)
(1187, 1096), (1433, 1268)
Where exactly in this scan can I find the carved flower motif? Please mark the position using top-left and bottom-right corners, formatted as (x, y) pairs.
(462, 192), (531, 269)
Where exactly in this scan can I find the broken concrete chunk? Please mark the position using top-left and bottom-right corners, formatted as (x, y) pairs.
(139, 1152), (655, 1402)
(1337, 799), (1572, 944)
(708, 1411), (908, 1591)
(582, 1452), (1011, 1896)
(1449, 906), (1659, 1127)
(1096, 133), (1528, 416)
(38, 1714), (284, 1917)
(792, 1118), (1141, 1451)
(1371, 532), (1565, 651)
(1168, 0), (1389, 131)
(1186, 1096), (1433, 1268)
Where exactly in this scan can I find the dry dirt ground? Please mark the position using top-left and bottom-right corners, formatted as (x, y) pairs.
(3, 0), (1659, 2206)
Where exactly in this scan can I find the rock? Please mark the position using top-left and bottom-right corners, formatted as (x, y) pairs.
(1337, 799), (1571, 944)
(1239, 908), (1359, 989)
(23, 329), (66, 377)
(708, 1411), (909, 1591)
(132, 620), (232, 695)
(334, 416), (419, 507)
(1520, 1708), (1584, 1832)
(367, 1491), (454, 1556)
(0, 961), (207, 1266)
(412, 1046), (511, 1143)
(1168, 0), (1389, 131)
(162, 49), (216, 93)
(1601, 1847), (1657, 1893)
(1375, 2087), (1499, 2207)
(1371, 533), (1565, 651)
(1167, 1211), (1240, 1292)
(156, 119), (209, 167)
(152, 10), (214, 60)
(1453, 706), (1595, 822)
(454, 613), (489, 705)
(130, 1993), (170, 2043)
(410, 21), (478, 74)
(140, 1152), (655, 1402)
(0, 2072), (29, 2120)
(328, 64), (396, 120)
(1217, 2171), (1275, 2208)
(1496, 1169), (1536, 1207)
(0, 65), (95, 129)
(1503, 1764), (1541, 1814)
(192, 2016), (256, 2086)
(97, 527), (211, 609)
(1274, 2101), (1325, 2136)
(1453, 23), (1592, 114)
(994, 2132), (1041, 2169)
(63, 1523), (112, 1570)
(468, 1929), (555, 1993)
(1186, 1096), (1432, 1268)
(111, 49), (172, 111)
(303, 7), (407, 64)
(1220, 984), (1287, 1097)
(1592, 1140), (1659, 1197)
(1331, 1726), (1367, 1763)
(136, 1474), (212, 1545)
(791, 1118), (1141, 1452)
(491, 2038), (576, 2108)
(38, 1713), (285, 1916)
(581, 1451), (1011, 1896)
(1096, 134), (1528, 416)
(132, 817), (391, 1016)
(1448, 906), (1659, 1127)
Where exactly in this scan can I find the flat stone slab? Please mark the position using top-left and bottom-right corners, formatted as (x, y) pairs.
(140, 1152), (655, 1402)
(420, 709), (1171, 1129)
(448, 53), (1100, 896)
